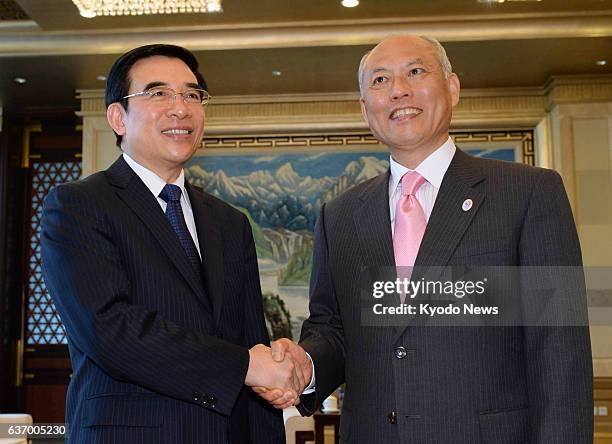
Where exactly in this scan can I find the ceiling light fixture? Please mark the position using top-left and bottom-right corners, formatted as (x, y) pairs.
(96, 75), (107, 81)
(341, 0), (359, 7)
(14, 77), (27, 84)
(272, 70), (282, 76)
(596, 60), (607, 66)
(72, 0), (222, 18)
(80, 9), (96, 18)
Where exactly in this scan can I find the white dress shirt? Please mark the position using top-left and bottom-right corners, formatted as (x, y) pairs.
(305, 137), (457, 395)
(389, 137), (456, 234)
(123, 153), (202, 258)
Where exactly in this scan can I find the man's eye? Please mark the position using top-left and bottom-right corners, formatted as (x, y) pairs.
(409, 68), (425, 76)
(185, 91), (201, 101)
(372, 76), (386, 85)
(149, 89), (168, 97)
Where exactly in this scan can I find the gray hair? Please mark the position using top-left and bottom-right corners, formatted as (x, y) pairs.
(358, 35), (453, 96)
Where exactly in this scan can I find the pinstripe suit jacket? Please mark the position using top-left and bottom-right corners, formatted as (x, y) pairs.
(41, 156), (284, 443)
(298, 149), (593, 443)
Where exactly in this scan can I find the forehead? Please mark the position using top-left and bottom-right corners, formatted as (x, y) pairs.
(128, 55), (197, 88)
(364, 37), (438, 72)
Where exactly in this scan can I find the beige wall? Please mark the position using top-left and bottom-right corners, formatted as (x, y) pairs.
(549, 100), (612, 377)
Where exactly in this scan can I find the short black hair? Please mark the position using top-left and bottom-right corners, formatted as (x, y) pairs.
(105, 44), (208, 148)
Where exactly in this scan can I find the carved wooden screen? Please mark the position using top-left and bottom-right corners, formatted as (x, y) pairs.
(26, 160), (81, 345)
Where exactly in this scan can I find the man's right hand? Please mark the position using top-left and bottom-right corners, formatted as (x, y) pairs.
(245, 344), (306, 406)
(252, 339), (313, 409)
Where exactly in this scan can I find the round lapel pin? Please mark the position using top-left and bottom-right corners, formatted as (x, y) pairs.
(462, 198), (473, 212)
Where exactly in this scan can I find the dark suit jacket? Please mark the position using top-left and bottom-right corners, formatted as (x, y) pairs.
(298, 149), (593, 443)
(41, 156), (284, 443)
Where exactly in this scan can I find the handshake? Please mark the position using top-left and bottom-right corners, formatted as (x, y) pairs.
(245, 338), (312, 409)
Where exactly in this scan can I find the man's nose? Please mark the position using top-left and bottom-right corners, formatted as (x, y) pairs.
(391, 76), (412, 100)
(167, 94), (191, 118)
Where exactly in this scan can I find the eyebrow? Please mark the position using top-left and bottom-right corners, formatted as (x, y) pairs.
(368, 58), (426, 77)
(142, 81), (202, 91)
(143, 81), (167, 91)
(185, 82), (201, 90)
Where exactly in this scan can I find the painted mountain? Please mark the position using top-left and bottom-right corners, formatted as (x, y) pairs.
(185, 151), (389, 339)
(186, 154), (388, 232)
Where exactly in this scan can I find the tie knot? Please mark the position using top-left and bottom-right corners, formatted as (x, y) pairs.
(159, 184), (182, 203)
(401, 171), (426, 196)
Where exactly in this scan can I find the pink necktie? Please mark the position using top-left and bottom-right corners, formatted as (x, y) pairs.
(393, 171), (427, 303)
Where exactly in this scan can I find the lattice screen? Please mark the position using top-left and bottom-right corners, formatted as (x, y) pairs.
(26, 161), (81, 345)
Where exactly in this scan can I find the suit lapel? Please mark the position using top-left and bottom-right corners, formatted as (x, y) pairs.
(105, 157), (209, 305)
(353, 171), (395, 270)
(353, 171), (402, 329)
(392, 149), (486, 342)
(187, 183), (224, 327)
(415, 149), (486, 267)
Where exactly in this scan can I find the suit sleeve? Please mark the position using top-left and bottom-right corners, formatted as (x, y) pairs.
(519, 169), (593, 442)
(41, 183), (249, 416)
(239, 215), (285, 441)
(298, 203), (346, 415)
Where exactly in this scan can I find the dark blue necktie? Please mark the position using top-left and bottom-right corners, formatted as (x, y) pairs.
(159, 184), (203, 275)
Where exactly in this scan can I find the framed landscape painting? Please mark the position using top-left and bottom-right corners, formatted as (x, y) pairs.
(186, 133), (530, 340)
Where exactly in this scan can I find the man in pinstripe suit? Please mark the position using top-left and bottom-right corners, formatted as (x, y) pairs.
(262, 35), (593, 442)
(41, 44), (302, 443)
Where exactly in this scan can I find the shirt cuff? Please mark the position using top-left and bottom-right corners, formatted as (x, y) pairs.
(302, 351), (316, 394)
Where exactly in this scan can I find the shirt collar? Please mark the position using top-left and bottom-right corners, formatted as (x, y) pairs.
(122, 153), (189, 204)
(389, 136), (456, 193)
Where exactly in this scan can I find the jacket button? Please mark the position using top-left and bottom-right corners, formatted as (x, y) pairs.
(394, 346), (407, 359)
(193, 392), (202, 402)
(387, 411), (397, 424)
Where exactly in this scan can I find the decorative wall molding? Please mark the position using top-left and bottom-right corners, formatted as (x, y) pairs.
(3, 12), (612, 56)
(201, 116), (368, 135)
(199, 130), (535, 163)
(201, 133), (381, 150)
(545, 75), (612, 108)
(453, 92), (547, 128)
(452, 130), (535, 165)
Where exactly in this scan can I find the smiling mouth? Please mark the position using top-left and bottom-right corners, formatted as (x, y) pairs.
(162, 129), (192, 135)
(390, 107), (422, 120)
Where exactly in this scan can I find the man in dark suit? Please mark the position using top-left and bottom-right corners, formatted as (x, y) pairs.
(261, 35), (593, 442)
(41, 44), (303, 443)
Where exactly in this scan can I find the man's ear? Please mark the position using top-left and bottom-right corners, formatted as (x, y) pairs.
(448, 73), (460, 107)
(107, 102), (127, 136)
(359, 97), (369, 124)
